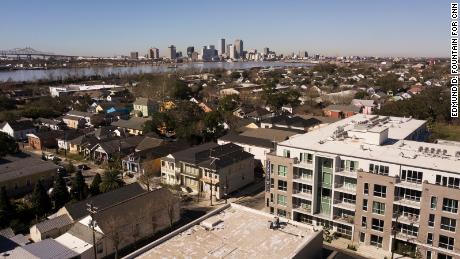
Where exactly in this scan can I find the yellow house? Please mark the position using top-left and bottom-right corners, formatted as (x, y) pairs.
(160, 100), (176, 112)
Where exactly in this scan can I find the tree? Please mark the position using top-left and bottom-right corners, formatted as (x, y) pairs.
(100, 170), (124, 193)
(0, 132), (19, 157)
(89, 173), (102, 196)
(0, 188), (14, 228)
(173, 81), (191, 99)
(354, 91), (367, 99)
(51, 174), (71, 209)
(65, 161), (76, 175)
(138, 162), (157, 191)
(71, 171), (88, 201)
(30, 181), (52, 218)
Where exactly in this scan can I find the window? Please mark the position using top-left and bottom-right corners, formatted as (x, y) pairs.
(439, 235), (454, 250)
(436, 174), (460, 189)
(428, 214), (435, 227)
(363, 199), (368, 211)
(426, 251), (432, 259)
(278, 180), (287, 191)
(401, 170), (423, 184)
(364, 183), (369, 195)
(442, 198), (458, 213)
(369, 163), (389, 176)
(270, 207), (274, 214)
(431, 196), (437, 209)
(278, 165), (288, 177)
(427, 233), (433, 245)
(360, 232), (365, 243)
(438, 253), (453, 259)
(371, 218), (384, 232)
(300, 153), (313, 164)
(277, 194), (287, 206)
(283, 149), (290, 158)
(340, 160), (359, 172)
(440, 217), (456, 232)
(277, 209), (287, 218)
(270, 178), (274, 188)
(270, 193), (274, 202)
(373, 184), (386, 198)
(361, 216), (367, 228)
(370, 234), (383, 248)
(398, 188), (421, 202)
(372, 201), (385, 215)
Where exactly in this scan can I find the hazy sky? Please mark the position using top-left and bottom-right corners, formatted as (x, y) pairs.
(0, 0), (450, 57)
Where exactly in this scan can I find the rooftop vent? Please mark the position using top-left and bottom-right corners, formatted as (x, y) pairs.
(418, 146), (424, 152)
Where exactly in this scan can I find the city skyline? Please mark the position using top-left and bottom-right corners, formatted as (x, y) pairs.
(0, 0), (450, 57)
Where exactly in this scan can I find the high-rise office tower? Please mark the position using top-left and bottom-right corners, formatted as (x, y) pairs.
(187, 46), (195, 58)
(263, 47), (270, 56)
(234, 39), (243, 59)
(299, 50), (309, 58)
(130, 51), (139, 59)
(220, 38), (226, 55)
(228, 44), (236, 60)
(168, 45), (177, 59)
(149, 48), (160, 59)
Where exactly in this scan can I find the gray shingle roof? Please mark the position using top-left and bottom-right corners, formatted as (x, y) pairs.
(0, 154), (58, 182)
(23, 239), (78, 259)
(34, 214), (72, 233)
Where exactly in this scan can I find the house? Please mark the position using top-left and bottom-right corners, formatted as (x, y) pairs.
(106, 104), (130, 116)
(0, 120), (36, 140)
(159, 100), (176, 112)
(88, 136), (144, 163)
(219, 88), (240, 96)
(122, 141), (189, 177)
(27, 131), (64, 150)
(111, 117), (150, 135)
(66, 110), (94, 126)
(56, 130), (84, 151)
(161, 143), (254, 199)
(351, 99), (376, 115)
(38, 118), (67, 130)
(30, 214), (73, 242)
(408, 85), (423, 95)
(323, 104), (361, 119)
(133, 97), (158, 117)
(55, 183), (180, 259)
(0, 154), (58, 197)
(260, 115), (322, 132)
(1, 238), (78, 259)
(245, 107), (274, 122)
(62, 115), (86, 129)
(197, 102), (214, 113)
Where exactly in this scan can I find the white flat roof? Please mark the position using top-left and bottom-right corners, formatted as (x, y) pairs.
(278, 114), (460, 174)
(55, 232), (92, 255)
(136, 204), (321, 259)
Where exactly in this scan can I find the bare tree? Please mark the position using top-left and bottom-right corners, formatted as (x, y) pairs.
(138, 161), (157, 191)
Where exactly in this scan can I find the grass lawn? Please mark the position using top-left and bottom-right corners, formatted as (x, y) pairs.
(430, 123), (460, 142)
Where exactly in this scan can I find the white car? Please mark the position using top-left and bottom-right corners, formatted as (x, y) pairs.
(45, 154), (55, 160)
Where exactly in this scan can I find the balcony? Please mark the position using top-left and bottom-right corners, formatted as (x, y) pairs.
(293, 203), (312, 213)
(293, 189), (313, 200)
(395, 178), (423, 191)
(396, 231), (418, 241)
(294, 159), (314, 169)
(394, 196), (421, 208)
(333, 199), (356, 210)
(334, 167), (358, 178)
(334, 183), (356, 194)
(293, 173), (313, 184)
(392, 213), (420, 226)
(333, 214), (355, 225)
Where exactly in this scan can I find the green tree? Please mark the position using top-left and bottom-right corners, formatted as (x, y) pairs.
(0, 188), (14, 228)
(173, 81), (191, 99)
(0, 132), (19, 157)
(65, 161), (76, 175)
(100, 170), (124, 193)
(375, 73), (403, 93)
(218, 94), (239, 112)
(71, 171), (87, 201)
(89, 173), (102, 196)
(354, 91), (367, 99)
(30, 181), (52, 218)
(51, 174), (71, 209)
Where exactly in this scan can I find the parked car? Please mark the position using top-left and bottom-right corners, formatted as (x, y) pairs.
(45, 154), (55, 160)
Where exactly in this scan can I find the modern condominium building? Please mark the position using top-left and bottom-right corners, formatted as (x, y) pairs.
(265, 114), (460, 259)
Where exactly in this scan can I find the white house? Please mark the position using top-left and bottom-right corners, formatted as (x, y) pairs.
(0, 120), (36, 140)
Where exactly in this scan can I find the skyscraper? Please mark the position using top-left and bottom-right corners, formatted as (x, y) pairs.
(263, 47), (270, 56)
(149, 48), (159, 59)
(187, 46), (195, 58)
(234, 39), (243, 59)
(228, 44), (236, 60)
(168, 45), (176, 59)
(130, 51), (139, 59)
(220, 38), (226, 55)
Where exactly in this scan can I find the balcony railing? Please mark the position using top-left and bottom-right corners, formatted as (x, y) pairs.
(333, 199), (356, 210)
(293, 189), (313, 199)
(293, 174), (313, 183)
(394, 196), (421, 207)
(335, 167), (358, 177)
(334, 183), (357, 193)
(333, 215), (355, 224)
(293, 203), (312, 213)
(393, 213), (420, 224)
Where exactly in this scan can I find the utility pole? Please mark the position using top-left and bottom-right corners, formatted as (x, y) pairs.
(224, 175), (229, 204)
(87, 203), (99, 259)
(210, 178), (213, 206)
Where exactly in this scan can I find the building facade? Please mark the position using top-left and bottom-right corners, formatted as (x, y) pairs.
(264, 114), (460, 258)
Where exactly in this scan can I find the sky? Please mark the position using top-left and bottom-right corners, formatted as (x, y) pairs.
(0, 0), (451, 57)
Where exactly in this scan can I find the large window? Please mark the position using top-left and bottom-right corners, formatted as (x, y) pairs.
(277, 194), (287, 206)
(278, 180), (287, 191)
(442, 198), (459, 213)
(363, 199), (368, 211)
(436, 175), (460, 189)
(440, 217), (456, 232)
(439, 235), (454, 250)
(340, 160), (359, 172)
(283, 149), (290, 158)
(361, 216), (367, 228)
(372, 201), (385, 215)
(278, 165), (288, 177)
(364, 183), (369, 195)
(300, 153), (313, 164)
(427, 233), (433, 245)
(431, 196), (437, 209)
(296, 168), (313, 180)
(369, 163), (389, 176)
(370, 234), (383, 248)
(401, 169), (423, 184)
(428, 214), (435, 227)
(398, 188), (421, 202)
(371, 218), (384, 232)
(373, 184), (387, 198)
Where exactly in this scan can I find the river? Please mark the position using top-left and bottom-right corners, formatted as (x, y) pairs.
(0, 61), (313, 82)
